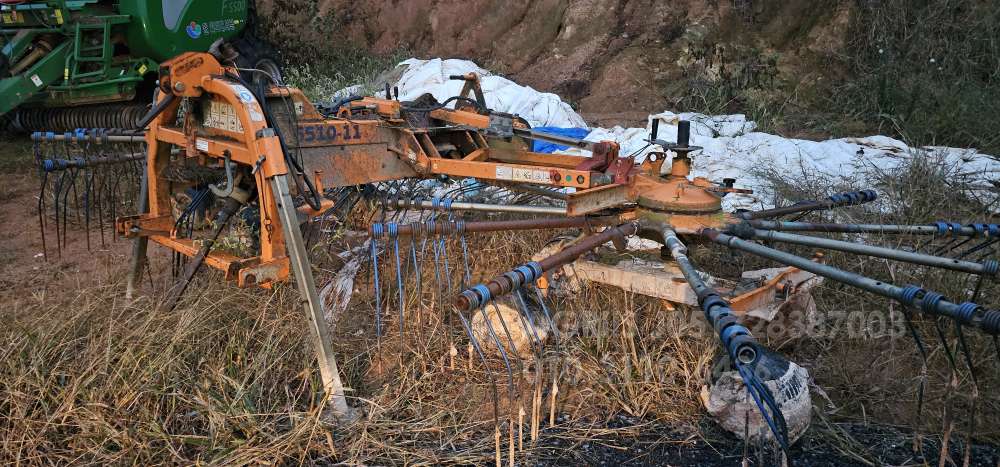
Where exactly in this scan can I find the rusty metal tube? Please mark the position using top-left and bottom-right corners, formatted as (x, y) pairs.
(537, 222), (637, 271)
(454, 222), (638, 311)
(746, 220), (972, 236)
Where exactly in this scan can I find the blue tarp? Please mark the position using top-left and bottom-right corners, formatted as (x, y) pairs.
(530, 127), (590, 153)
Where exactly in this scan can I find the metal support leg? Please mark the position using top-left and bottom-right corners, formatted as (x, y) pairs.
(125, 163), (149, 301)
(272, 174), (354, 420)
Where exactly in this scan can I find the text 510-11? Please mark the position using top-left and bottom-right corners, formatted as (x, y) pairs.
(297, 123), (362, 145)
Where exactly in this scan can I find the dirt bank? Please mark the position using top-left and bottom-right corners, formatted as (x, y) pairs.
(256, 0), (853, 126)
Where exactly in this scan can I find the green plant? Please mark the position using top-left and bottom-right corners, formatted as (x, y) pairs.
(831, 0), (1000, 153)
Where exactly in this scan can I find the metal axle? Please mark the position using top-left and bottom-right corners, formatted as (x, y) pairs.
(748, 228), (999, 276)
(374, 215), (622, 237)
(705, 229), (1000, 335)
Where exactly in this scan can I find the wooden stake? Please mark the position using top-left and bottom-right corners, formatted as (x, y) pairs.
(518, 405), (525, 451)
(495, 425), (501, 467)
(938, 373), (959, 467)
(508, 421), (515, 467)
(449, 343), (458, 370)
(532, 374), (542, 441)
(468, 344), (474, 370)
(549, 375), (559, 427)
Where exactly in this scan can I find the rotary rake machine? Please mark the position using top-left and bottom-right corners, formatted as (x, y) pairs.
(30, 50), (1000, 463)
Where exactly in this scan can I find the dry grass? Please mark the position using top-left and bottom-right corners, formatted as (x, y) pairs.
(3, 151), (1000, 464)
(0, 207), (719, 464)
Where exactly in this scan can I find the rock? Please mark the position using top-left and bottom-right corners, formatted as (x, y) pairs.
(701, 350), (811, 445)
(470, 303), (548, 358)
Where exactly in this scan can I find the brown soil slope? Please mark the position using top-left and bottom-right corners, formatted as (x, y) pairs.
(256, 0), (853, 126)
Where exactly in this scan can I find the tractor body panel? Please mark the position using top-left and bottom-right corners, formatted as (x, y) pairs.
(0, 0), (248, 123)
(118, 0), (248, 62)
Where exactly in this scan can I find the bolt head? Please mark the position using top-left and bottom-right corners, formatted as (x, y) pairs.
(173, 82), (186, 92)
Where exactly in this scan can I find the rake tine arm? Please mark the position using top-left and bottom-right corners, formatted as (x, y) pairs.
(477, 304), (518, 400)
(659, 226), (791, 455)
(532, 287), (559, 346)
(704, 229), (1000, 336)
(514, 289), (545, 355)
(489, 301), (525, 372)
(737, 227), (1000, 276)
(748, 219), (1000, 238)
(369, 227), (384, 337)
(455, 222), (639, 312)
(737, 190), (878, 220)
(455, 309), (501, 425)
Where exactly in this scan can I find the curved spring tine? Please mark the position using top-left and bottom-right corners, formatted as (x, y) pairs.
(957, 238), (999, 259)
(478, 303), (518, 401)
(489, 301), (526, 373)
(972, 253), (996, 267)
(392, 230), (406, 337)
(84, 166), (97, 250)
(436, 221), (453, 295)
(429, 232), (444, 310)
(59, 169), (79, 253)
(458, 224), (473, 289)
(953, 321), (980, 464)
(953, 322), (978, 387)
(932, 317), (959, 372)
(108, 164), (121, 241)
(514, 289), (545, 356)
(409, 234), (422, 309)
(70, 166), (82, 227)
(37, 171), (50, 260)
(929, 236), (962, 256)
(532, 286), (559, 347)
(369, 235), (383, 337)
(456, 308), (500, 426)
(737, 364), (791, 458)
(898, 306), (929, 418)
(95, 167), (106, 247)
(51, 170), (66, 257)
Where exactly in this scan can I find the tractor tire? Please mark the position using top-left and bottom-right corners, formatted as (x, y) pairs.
(231, 35), (284, 87)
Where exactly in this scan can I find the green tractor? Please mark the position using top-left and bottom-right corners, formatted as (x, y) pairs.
(0, 0), (280, 131)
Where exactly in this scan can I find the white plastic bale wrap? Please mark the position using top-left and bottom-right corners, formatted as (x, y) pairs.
(346, 57), (1000, 211)
(701, 351), (812, 445)
(560, 111), (1000, 211)
(388, 58), (588, 129)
